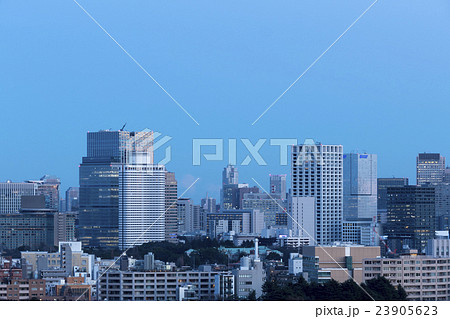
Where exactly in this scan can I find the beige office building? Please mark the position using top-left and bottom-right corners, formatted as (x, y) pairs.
(303, 245), (381, 283)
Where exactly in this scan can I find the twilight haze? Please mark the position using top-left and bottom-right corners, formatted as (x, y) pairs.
(1, 0), (449, 201)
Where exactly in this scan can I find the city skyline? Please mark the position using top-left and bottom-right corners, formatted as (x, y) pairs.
(1, 1), (450, 202)
(1, 130), (448, 203)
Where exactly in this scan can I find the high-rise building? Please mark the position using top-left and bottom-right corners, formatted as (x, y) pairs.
(269, 174), (287, 200)
(79, 129), (164, 249)
(0, 181), (37, 214)
(237, 185), (259, 209)
(444, 167), (450, 183)
(54, 212), (77, 245)
(417, 153), (445, 186)
(118, 131), (166, 249)
(377, 177), (409, 225)
(65, 187), (79, 212)
(27, 175), (61, 211)
(201, 196), (216, 213)
(343, 153), (377, 220)
(165, 172), (178, 243)
(177, 198), (192, 234)
(291, 141), (343, 245)
(177, 199), (202, 234)
(221, 165), (239, 209)
(242, 193), (284, 227)
(377, 178), (409, 210)
(221, 184), (239, 210)
(222, 165), (238, 186)
(78, 130), (128, 248)
(433, 183), (450, 230)
(385, 186), (436, 252)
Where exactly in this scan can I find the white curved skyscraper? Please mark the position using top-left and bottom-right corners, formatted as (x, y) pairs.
(118, 130), (166, 249)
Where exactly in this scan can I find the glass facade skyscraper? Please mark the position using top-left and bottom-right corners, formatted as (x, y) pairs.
(78, 130), (130, 248)
(343, 153), (377, 220)
(79, 129), (167, 249)
(385, 185), (436, 253)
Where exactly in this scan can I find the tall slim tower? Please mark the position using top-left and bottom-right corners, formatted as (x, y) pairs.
(416, 153), (445, 186)
(165, 172), (178, 243)
(343, 153), (377, 220)
(291, 140), (343, 245)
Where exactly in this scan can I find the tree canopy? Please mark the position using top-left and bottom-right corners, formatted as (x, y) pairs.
(261, 276), (408, 301)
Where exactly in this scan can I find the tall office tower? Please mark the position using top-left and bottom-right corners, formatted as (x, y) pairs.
(221, 165), (239, 208)
(201, 196), (216, 213)
(343, 153), (377, 220)
(377, 178), (409, 225)
(177, 198), (192, 234)
(417, 153), (445, 186)
(385, 186), (435, 253)
(269, 174), (287, 200)
(165, 172), (178, 243)
(221, 184), (239, 210)
(242, 193), (283, 227)
(79, 129), (161, 248)
(78, 130), (129, 248)
(0, 181), (37, 214)
(291, 141), (343, 245)
(65, 187), (79, 212)
(118, 131), (166, 249)
(191, 205), (202, 232)
(222, 165), (238, 186)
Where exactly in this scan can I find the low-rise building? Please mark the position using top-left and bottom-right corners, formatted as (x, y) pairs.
(302, 245), (381, 283)
(98, 270), (229, 301)
(214, 273), (235, 300)
(363, 255), (450, 301)
(288, 253), (303, 275)
(0, 279), (45, 301)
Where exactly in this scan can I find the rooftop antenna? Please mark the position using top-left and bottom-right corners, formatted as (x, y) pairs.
(120, 122), (127, 131)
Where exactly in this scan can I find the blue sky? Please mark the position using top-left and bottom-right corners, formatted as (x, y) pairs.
(1, 0), (450, 202)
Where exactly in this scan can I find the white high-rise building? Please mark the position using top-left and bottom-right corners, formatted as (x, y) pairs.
(291, 140), (343, 245)
(0, 181), (37, 214)
(118, 131), (166, 249)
